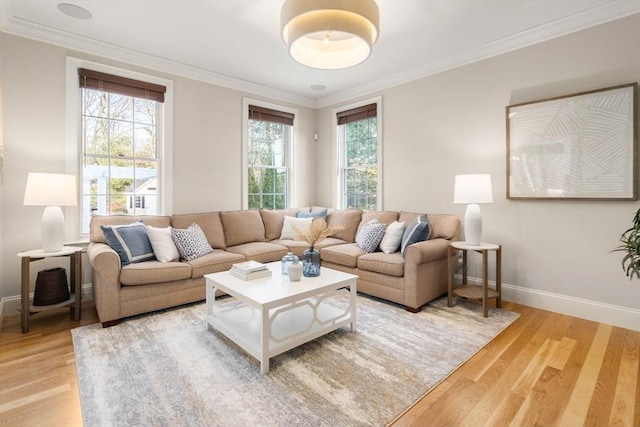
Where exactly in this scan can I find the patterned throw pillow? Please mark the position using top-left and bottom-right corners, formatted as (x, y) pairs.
(101, 220), (156, 266)
(171, 223), (214, 261)
(355, 219), (387, 253)
(401, 215), (432, 256)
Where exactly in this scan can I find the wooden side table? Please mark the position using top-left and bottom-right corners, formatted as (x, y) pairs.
(447, 241), (501, 317)
(17, 246), (83, 333)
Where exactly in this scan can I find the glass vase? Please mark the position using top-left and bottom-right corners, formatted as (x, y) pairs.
(280, 252), (299, 277)
(302, 247), (321, 277)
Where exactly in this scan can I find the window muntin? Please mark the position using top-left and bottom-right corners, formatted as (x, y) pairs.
(80, 77), (163, 233)
(246, 105), (293, 210)
(337, 102), (380, 211)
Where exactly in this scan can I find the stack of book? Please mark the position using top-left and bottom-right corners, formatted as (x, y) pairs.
(229, 260), (272, 281)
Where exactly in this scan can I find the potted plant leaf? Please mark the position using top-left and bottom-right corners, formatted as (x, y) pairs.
(613, 208), (640, 279)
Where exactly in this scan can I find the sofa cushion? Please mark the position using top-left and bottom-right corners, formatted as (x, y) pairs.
(220, 210), (266, 247)
(280, 216), (313, 240)
(355, 220), (387, 253)
(101, 221), (156, 266)
(120, 261), (192, 285)
(225, 242), (289, 264)
(357, 252), (405, 277)
(326, 209), (362, 242)
(356, 211), (399, 234)
(172, 223), (214, 261)
(90, 215), (171, 244)
(401, 215), (431, 255)
(171, 212), (226, 249)
(187, 249), (246, 278)
(260, 208), (302, 241)
(146, 225), (180, 262)
(427, 214), (462, 240)
(320, 243), (364, 268)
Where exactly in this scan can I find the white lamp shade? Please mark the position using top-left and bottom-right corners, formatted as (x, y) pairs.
(24, 173), (77, 206)
(453, 174), (493, 204)
(24, 173), (77, 252)
(281, 0), (379, 69)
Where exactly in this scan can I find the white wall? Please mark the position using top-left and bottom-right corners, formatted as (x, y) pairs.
(316, 15), (640, 328)
(0, 32), (316, 304)
(1, 15), (639, 329)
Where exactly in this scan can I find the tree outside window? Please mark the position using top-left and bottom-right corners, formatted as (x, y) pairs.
(79, 69), (164, 234)
(338, 103), (379, 211)
(246, 105), (293, 210)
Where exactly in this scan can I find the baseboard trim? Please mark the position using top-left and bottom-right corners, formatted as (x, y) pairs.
(0, 283), (94, 321)
(2, 281), (638, 332)
(459, 275), (640, 332)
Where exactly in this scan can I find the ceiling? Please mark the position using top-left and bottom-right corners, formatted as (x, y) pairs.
(1, 1), (639, 108)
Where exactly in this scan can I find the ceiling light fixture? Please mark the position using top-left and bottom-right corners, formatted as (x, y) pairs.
(281, 0), (379, 70)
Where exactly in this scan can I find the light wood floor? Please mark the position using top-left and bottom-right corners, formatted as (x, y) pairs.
(1, 301), (638, 426)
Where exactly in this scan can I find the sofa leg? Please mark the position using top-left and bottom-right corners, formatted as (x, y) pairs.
(101, 320), (119, 328)
(405, 306), (421, 313)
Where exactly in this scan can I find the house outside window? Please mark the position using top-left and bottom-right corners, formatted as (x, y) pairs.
(245, 103), (295, 210)
(78, 68), (166, 233)
(336, 100), (382, 211)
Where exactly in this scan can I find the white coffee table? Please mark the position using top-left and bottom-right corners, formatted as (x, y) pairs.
(204, 262), (357, 374)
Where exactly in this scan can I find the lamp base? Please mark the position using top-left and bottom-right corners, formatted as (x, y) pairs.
(464, 203), (482, 246)
(42, 206), (65, 253)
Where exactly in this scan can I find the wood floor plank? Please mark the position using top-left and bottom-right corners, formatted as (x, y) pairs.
(559, 323), (613, 426)
(456, 308), (556, 426)
(609, 328), (639, 427)
(1, 300), (639, 427)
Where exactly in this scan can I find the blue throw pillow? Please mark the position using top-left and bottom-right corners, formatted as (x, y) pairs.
(401, 215), (432, 256)
(101, 221), (156, 266)
(298, 209), (328, 219)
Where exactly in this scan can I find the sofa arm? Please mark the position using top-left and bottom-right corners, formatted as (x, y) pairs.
(87, 242), (122, 324)
(404, 238), (450, 264)
(403, 238), (452, 310)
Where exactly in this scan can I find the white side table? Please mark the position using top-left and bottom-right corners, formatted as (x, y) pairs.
(447, 241), (501, 317)
(17, 246), (83, 333)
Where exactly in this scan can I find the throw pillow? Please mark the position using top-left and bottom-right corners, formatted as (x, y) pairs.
(147, 225), (180, 262)
(379, 221), (406, 254)
(297, 209), (328, 219)
(171, 223), (214, 261)
(401, 215), (432, 256)
(355, 219), (387, 253)
(280, 216), (313, 240)
(101, 221), (156, 266)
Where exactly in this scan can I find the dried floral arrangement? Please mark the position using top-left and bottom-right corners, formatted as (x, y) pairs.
(293, 218), (345, 249)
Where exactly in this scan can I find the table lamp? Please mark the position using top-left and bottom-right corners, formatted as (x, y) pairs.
(453, 174), (493, 246)
(23, 172), (77, 252)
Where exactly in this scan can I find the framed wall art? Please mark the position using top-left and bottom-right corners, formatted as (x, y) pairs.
(506, 83), (637, 200)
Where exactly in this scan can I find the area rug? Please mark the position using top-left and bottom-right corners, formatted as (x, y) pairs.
(72, 295), (519, 427)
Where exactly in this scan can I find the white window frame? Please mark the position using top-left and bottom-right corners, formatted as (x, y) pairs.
(242, 98), (298, 209)
(333, 96), (383, 210)
(66, 57), (173, 240)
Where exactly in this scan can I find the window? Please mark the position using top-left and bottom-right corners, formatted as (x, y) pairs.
(336, 101), (381, 211)
(78, 68), (166, 233)
(245, 103), (295, 209)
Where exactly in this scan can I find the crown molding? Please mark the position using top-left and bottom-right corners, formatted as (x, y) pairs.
(0, 4), (317, 108)
(315, 3), (640, 108)
(1, 2), (638, 110)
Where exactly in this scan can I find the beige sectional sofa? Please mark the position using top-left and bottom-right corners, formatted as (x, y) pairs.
(87, 208), (460, 326)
